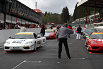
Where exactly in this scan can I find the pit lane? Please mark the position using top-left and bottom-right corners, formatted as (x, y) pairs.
(0, 35), (103, 69)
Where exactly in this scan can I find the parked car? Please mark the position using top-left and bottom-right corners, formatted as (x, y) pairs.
(82, 28), (100, 39)
(44, 29), (56, 39)
(85, 32), (103, 51)
(4, 32), (46, 52)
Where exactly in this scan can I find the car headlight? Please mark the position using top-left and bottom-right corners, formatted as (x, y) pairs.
(91, 41), (97, 44)
(25, 42), (32, 44)
(50, 34), (54, 36)
(5, 42), (10, 44)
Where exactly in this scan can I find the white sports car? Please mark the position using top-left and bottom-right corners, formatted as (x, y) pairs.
(4, 32), (46, 52)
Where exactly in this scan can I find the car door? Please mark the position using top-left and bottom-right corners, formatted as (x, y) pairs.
(37, 33), (46, 46)
(33, 33), (41, 47)
(36, 33), (42, 47)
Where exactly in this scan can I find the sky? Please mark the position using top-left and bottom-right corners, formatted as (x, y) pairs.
(18, 0), (81, 15)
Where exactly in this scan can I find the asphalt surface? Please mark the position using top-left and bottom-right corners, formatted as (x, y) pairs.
(0, 35), (103, 69)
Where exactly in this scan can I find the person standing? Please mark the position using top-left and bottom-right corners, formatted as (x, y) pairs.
(18, 24), (26, 32)
(40, 24), (46, 36)
(5, 23), (9, 29)
(56, 24), (73, 59)
(15, 23), (20, 29)
(73, 26), (76, 35)
(67, 25), (72, 38)
(76, 24), (82, 39)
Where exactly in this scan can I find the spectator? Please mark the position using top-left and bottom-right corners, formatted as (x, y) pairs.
(14, 23), (20, 29)
(76, 24), (82, 40)
(72, 26), (76, 35)
(67, 25), (72, 29)
(40, 24), (46, 36)
(57, 26), (61, 31)
(67, 25), (72, 38)
(17, 24), (26, 32)
(5, 23), (9, 29)
(0, 22), (3, 30)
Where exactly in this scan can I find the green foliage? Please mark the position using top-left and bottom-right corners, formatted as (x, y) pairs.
(42, 12), (63, 24)
(61, 7), (70, 23)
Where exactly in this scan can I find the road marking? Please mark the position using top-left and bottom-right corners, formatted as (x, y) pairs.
(12, 60), (26, 69)
(25, 61), (42, 63)
(68, 43), (72, 44)
(57, 62), (60, 64)
(72, 58), (86, 60)
(4, 52), (37, 54)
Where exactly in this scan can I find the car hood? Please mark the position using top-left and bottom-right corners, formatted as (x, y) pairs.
(45, 33), (54, 36)
(89, 39), (103, 46)
(44, 33), (50, 36)
(5, 39), (34, 44)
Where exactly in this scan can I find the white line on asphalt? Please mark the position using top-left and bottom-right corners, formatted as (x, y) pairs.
(25, 61), (42, 63)
(72, 58), (86, 60)
(68, 43), (72, 44)
(12, 60), (26, 69)
(57, 62), (60, 64)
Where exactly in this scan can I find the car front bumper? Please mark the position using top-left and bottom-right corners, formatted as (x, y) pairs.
(88, 45), (103, 51)
(4, 45), (34, 51)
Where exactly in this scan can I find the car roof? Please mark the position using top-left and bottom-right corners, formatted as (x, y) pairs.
(16, 32), (35, 35)
(92, 32), (103, 35)
(45, 29), (54, 31)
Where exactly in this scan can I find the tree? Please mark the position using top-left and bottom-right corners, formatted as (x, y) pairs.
(61, 7), (70, 23)
(42, 12), (63, 24)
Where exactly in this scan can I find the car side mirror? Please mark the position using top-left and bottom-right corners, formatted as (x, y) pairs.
(9, 36), (11, 38)
(37, 35), (41, 38)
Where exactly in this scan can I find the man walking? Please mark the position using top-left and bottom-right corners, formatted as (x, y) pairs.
(40, 24), (46, 36)
(76, 24), (82, 39)
(56, 24), (73, 59)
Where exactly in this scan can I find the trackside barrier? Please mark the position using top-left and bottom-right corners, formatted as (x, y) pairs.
(0, 28), (41, 45)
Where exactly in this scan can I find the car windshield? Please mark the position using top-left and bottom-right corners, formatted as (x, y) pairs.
(91, 34), (103, 39)
(10, 35), (35, 39)
(85, 29), (97, 35)
(45, 31), (54, 33)
(85, 30), (92, 35)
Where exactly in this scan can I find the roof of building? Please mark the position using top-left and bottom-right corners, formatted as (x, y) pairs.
(77, 0), (103, 8)
(33, 9), (42, 13)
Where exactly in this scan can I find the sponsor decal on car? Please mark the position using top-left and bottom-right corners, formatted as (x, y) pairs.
(16, 33), (33, 35)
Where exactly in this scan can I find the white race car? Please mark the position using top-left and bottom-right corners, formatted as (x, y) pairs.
(4, 32), (46, 52)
